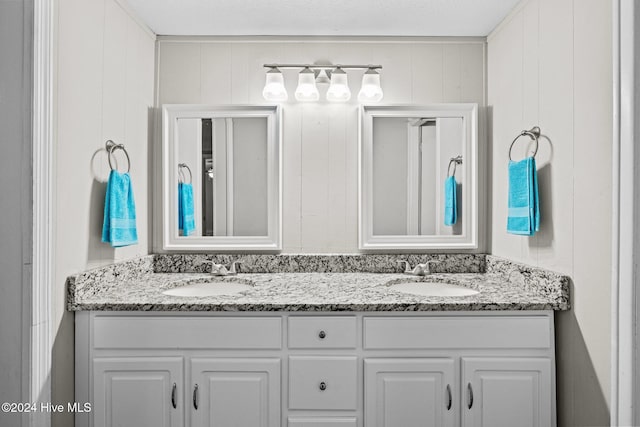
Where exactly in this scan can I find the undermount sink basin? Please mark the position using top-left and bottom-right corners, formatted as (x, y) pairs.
(389, 281), (479, 297)
(163, 279), (252, 297)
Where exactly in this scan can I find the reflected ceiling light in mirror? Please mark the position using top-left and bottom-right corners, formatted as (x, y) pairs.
(326, 67), (351, 102)
(262, 67), (288, 101)
(294, 67), (320, 102)
(358, 68), (384, 102)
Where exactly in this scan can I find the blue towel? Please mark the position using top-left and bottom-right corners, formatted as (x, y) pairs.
(507, 156), (540, 236)
(444, 175), (457, 226)
(178, 182), (195, 236)
(102, 170), (138, 247)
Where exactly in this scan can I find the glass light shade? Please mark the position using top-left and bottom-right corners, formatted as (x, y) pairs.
(326, 68), (351, 102)
(262, 68), (288, 101)
(294, 68), (320, 102)
(358, 69), (384, 102)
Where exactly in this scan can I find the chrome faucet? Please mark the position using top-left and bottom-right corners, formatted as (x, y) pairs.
(200, 260), (243, 276)
(397, 260), (439, 276)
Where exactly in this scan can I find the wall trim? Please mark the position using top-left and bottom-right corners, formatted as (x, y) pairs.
(30, 0), (53, 425)
(155, 35), (487, 44)
(612, 0), (638, 425)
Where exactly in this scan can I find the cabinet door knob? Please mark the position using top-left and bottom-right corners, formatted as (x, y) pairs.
(318, 330), (326, 339)
(446, 384), (452, 410)
(193, 384), (199, 410)
(467, 382), (474, 409)
(319, 381), (327, 391)
(171, 383), (177, 409)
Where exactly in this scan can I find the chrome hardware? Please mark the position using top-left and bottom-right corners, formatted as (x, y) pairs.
(196, 259), (243, 276)
(178, 163), (192, 184)
(105, 140), (131, 173)
(446, 384), (452, 410)
(171, 383), (177, 409)
(193, 384), (199, 410)
(467, 383), (474, 409)
(397, 260), (440, 276)
(509, 126), (541, 161)
(318, 330), (326, 339)
(447, 156), (463, 177)
(319, 382), (327, 391)
(228, 260), (243, 275)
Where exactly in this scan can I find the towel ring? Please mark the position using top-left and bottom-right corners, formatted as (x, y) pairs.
(447, 156), (463, 177)
(508, 126), (540, 161)
(178, 163), (192, 184)
(105, 140), (131, 173)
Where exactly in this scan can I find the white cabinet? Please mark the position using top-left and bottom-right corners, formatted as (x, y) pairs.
(78, 312), (557, 427)
(190, 358), (281, 427)
(461, 357), (553, 427)
(364, 358), (456, 427)
(93, 357), (184, 427)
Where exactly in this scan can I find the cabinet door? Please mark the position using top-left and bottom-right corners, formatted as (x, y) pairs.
(462, 357), (553, 427)
(93, 357), (183, 427)
(191, 358), (280, 427)
(364, 358), (455, 427)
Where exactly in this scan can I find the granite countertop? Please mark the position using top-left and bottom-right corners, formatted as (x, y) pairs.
(66, 254), (570, 312)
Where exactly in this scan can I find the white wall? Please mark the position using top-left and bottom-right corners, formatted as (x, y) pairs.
(52, 0), (155, 425)
(487, 0), (612, 425)
(0, 1), (31, 426)
(156, 38), (486, 253)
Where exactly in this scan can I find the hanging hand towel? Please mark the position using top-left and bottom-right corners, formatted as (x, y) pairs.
(507, 156), (540, 236)
(102, 170), (138, 247)
(178, 182), (195, 236)
(444, 175), (457, 226)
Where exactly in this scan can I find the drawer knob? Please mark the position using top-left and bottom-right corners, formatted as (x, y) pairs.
(318, 330), (327, 339)
(319, 381), (327, 391)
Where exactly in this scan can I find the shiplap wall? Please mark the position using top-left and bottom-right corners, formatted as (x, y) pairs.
(53, 0), (155, 425)
(488, 0), (612, 425)
(155, 38), (486, 253)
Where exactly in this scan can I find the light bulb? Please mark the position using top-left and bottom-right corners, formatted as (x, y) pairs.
(262, 67), (288, 101)
(326, 67), (351, 102)
(358, 68), (383, 103)
(294, 67), (320, 102)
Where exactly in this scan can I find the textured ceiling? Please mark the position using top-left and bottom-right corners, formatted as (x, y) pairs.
(126, 0), (520, 37)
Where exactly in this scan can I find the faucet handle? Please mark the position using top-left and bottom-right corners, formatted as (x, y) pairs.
(425, 260), (439, 274)
(397, 260), (412, 274)
(229, 260), (243, 275)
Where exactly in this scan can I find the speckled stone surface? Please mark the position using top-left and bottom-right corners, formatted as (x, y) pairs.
(67, 254), (570, 312)
(152, 253), (485, 274)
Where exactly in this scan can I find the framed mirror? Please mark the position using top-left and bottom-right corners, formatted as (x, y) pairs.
(162, 105), (281, 250)
(359, 104), (478, 249)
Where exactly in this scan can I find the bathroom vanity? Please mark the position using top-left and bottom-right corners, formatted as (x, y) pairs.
(69, 254), (569, 427)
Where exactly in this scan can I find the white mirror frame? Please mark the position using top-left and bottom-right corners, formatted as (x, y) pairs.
(162, 104), (282, 251)
(358, 104), (478, 250)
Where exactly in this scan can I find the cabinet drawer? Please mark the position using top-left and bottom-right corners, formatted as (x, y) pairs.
(364, 316), (551, 349)
(93, 316), (282, 349)
(289, 356), (358, 410)
(288, 417), (357, 427)
(288, 317), (357, 349)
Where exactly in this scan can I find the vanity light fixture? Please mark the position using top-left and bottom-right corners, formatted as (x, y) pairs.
(262, 63), (383, 103)
(262, 67), (288, 102)
(358, 68), (384, 102)
(326, 67), (351, 102)
(294, 67), (320, 102)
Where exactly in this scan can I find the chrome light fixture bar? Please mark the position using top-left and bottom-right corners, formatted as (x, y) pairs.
(262, 63), (383, 103)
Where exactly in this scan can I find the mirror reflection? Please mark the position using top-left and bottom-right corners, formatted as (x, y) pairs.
(163, 104), (280, 251)
(176, 117), (268, 237)
(372, 116), (463, 236)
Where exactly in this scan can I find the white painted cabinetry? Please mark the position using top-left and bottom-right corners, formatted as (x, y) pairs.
(77, 312), (556, 427)
(461, 357), (553, 427)
(92, 357), (184, 427)
(191, 358), (280, 427)
(364, 358), (455, 427)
